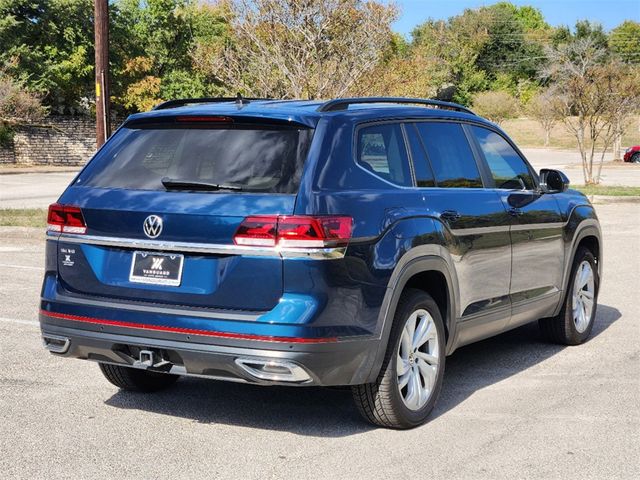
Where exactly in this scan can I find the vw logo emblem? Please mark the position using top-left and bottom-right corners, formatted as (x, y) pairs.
(143, 215), (163, 239)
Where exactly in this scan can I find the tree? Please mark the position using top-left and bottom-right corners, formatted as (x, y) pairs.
(408, 3), (550, 105)
(471, 91), (519, 125)
(609, 21), (640, 64)
(352, 34), (449, 98)
(113, 0), (231, 111)
(475, 3), (547, 81)
(0, 69), (46, 145)
(543, 39), (640, 184)
(0, 0), (94, 113)
(194, 0), (398, 99)
(526, 89), (563, 146)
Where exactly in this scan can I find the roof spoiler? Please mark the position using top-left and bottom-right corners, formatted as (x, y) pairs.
(153, 94), (273, 111)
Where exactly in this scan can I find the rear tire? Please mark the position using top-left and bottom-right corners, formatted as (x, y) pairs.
(99, 363), (179, 392)
(539, 247), (598, 345)
(632, 152), (640, 164)
(352, 289), (445, 429)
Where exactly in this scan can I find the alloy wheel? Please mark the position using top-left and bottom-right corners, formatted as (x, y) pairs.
(572, 260), (595, 333)
(396, 309), (440, 411)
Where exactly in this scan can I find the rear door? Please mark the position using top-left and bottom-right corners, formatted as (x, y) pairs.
(467, 125), (565, 326)
(55, 116), (314, 311)
(408, 121), (512, 346)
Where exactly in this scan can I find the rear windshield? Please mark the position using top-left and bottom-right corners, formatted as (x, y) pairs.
(77, 123), (314, 193)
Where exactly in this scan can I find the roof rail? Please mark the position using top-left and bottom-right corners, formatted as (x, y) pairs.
(317, 97), (475, 115)
(153, 95), (272, 111)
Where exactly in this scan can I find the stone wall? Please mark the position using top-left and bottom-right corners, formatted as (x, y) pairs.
(0, 116), (120, 166)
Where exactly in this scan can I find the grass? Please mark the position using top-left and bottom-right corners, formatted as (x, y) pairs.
(0, 208), (47, 227)
(574, 185), (640, 196)
(502, 115), (640, 150)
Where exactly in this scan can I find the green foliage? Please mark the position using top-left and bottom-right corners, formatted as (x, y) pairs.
(0, 125), (13, 147)
(1, 0), (638, 118)
(0, 0), (94, 113)
(609, 21), (640, 64)
(112, 0), (231, 110)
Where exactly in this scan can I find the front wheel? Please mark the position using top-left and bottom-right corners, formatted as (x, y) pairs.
(539, 246), (598, 345)
(352, 289), (445, 429)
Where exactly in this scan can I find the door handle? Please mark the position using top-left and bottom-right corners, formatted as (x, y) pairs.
(440, 210), (461, 222)
(508, 207), (524, 217)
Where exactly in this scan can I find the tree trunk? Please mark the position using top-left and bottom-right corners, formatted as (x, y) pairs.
(544, 128), (550, 147)
(612, 119), (622, 161)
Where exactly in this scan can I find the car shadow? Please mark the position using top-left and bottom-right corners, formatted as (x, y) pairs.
(104, 304), (621, 437)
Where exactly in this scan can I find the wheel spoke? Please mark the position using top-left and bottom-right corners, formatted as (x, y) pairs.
(581, 289), (594, 301)
(415, 350), (438, 366)
(578, 263), (591, 289)
(412, 315), (433, 350)
(398, 370), (410, 389)
(403, 314), (417, 351)
(397, 356), (409, 376)
(400, 329), (412, 361)
(417, 359), (436, 390)
(405, 370), (420, 409)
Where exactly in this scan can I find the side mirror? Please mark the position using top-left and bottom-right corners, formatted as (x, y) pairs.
(540, 169), (569, 193)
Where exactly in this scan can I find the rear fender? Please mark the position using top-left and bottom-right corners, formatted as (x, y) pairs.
(363, 245), (459, 384)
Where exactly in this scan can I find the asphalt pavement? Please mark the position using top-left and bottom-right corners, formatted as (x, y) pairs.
(0, 203), (638, 479)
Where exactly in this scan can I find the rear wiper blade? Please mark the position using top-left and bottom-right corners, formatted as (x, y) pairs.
(161, 177), (243, 191)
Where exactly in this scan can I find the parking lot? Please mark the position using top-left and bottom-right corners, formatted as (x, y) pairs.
(0, 202), (638, 479)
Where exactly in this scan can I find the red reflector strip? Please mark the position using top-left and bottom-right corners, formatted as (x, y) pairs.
(40, 310), (337, 344)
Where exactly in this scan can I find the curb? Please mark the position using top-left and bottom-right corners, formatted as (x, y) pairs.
(588, 195), (640, 204)
(0, 167), (80, 175)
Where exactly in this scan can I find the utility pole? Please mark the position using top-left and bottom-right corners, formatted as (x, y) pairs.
(94, 0), (110, 148)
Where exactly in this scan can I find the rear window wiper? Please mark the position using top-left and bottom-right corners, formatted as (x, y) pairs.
(161, 177), (243, 192)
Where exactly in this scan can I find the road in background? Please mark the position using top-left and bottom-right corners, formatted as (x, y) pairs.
(0, 149), (638, 210)
(0, 204), (638, 479)
(0, 171), (77, 209)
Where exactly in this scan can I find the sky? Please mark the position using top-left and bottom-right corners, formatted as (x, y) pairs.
(393, 0), (640, 36)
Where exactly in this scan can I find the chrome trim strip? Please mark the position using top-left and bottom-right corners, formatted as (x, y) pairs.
(42, 334), (70, 354)
(49, 232), (347, 260)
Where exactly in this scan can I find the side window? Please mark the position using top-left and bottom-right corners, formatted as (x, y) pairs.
(357, 123), (412, 186)
(471, 126), (535, 190)
(415, 122), (483, 188)
(405, 124), (435, 187)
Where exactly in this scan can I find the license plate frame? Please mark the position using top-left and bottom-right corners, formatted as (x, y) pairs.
(129, 251), (184, 287)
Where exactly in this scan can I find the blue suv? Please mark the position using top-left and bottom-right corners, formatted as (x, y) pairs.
(40, 97), (602, 428)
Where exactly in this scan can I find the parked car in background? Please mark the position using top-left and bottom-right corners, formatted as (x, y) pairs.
(623, 146), (640, 163)
(39, 97), (602, 429)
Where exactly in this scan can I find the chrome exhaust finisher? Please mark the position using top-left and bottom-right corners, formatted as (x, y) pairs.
(234, 358), (312, 383)
(42, 334), (70, 354)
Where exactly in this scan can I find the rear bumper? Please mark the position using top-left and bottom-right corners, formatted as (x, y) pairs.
(39, 310), (380, 386)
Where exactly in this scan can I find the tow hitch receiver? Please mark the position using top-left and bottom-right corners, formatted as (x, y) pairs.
(133, 349), (172, 371)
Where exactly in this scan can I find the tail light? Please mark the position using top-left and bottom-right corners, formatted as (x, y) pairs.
(47, 204), (87, 234)
(234, 215), (352, 248)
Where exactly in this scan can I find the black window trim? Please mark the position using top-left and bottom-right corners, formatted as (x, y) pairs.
(463, 123), (540, 191)
(409, 119), (489, 189)
(352, 119), (417, 189)
(351, 116), (539, 191)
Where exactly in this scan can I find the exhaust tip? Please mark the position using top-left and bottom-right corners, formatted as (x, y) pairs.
(235, 358), (311, 383)
(42, 334), (70, 354)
